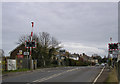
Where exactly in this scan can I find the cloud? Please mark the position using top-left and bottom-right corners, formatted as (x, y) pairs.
(2, 2), (118, 56)
(61, 42), (106, 57)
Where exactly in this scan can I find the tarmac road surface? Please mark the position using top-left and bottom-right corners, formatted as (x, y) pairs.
(2, 66), (103, 83)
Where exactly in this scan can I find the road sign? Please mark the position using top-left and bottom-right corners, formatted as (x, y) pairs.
(17, 55), (24, 58)
(7, 59), (16, 70)
(19, 50), (22, 55)
(24, 52), (29, 55)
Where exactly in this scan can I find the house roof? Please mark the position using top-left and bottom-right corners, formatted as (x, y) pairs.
(71, 54), (79, 58)
(9, 44), (24, 54)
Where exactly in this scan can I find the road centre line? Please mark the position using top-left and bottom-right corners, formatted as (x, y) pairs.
(92, 66), (105, 84)
(32, 68), (78, 82)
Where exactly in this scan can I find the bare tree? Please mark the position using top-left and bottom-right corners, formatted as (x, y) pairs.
(38, 32), (62, 66)
(39, 32), (51, 48)
(17, 34), (38, 45)
(51, 37), (61, 48)
(0, 49), (4, 57)
(17, 32), (62, 67)
(38, 32), (51, 66)
(16, 35), (27, 44)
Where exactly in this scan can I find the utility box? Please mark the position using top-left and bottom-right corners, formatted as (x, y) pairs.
(33, 60), (37, 70)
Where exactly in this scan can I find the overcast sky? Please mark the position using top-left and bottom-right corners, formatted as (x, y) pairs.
(2, 2), (118, 57)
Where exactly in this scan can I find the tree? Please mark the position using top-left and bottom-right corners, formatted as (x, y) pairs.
(39, 32), (51, 47)
(16, 35), (27, 44)
(49, 37), (61, 64)
(0, 49), (4, 57)
(17, 34), (38, 44)
(17, 32), (62, 67)
(38, 32), (51, 66)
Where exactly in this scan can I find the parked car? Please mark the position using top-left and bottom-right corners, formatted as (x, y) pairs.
(95, 63), (100, 66)
(101, 63), (105, 67)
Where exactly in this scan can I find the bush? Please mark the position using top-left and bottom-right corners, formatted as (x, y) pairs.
(69, 59), (91, 66)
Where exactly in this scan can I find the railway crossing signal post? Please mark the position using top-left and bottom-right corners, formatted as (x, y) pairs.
(25, 22), (36, 69)
(108, 42), (119, 67)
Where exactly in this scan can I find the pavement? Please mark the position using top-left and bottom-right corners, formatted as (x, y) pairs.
(96, 67), (110, 82)
(2, 66), (107, 83)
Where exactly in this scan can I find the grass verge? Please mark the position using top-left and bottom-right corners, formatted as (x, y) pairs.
(2, 68), (31, 74)
(106, 67), (118, 83)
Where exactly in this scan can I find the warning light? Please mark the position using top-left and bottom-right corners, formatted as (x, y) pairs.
(25, 40), (36, 48)
(108, 43), (118, 51)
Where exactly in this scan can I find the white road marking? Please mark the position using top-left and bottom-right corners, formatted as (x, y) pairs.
(32, 68), (78, 82)
(92, 66), (105, 84)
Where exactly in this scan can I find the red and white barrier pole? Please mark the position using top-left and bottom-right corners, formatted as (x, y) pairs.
(31, 22), (34, 41)
(30, 22), (34, 69)
(30, 22), (34, 58)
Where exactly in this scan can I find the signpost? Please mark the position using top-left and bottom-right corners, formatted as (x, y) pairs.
(24, 52), (29, 56)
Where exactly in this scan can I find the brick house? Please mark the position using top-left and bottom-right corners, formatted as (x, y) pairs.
(9, 44), (32, 69)
(10, 44), (27, 59)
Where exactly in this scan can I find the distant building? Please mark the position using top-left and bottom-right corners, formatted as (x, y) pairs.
(69, 53), (79, 60)
(0, 49), (4, 64)
(56, 49), (68, 66)
(88, 57), (98, 64)
(9, 44), (33, 69)
(0, 49), (10, 71)
(81, 55), (90, 62)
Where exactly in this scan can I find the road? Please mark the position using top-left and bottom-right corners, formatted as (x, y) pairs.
(2, 66), (103, 83)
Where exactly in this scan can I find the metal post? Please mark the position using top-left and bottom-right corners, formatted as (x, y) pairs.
(26, 49), (29, 69)
(118, 43), (120, 83)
